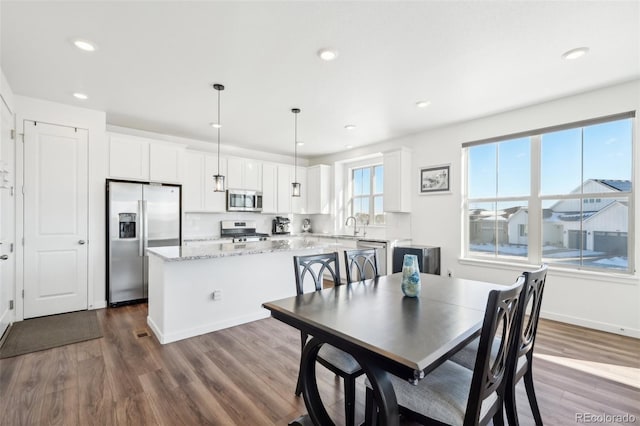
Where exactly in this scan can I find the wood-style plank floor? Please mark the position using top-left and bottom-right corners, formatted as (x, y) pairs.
(0, 304), (638, 425)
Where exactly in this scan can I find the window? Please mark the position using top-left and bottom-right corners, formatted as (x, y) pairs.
(351, 164), (384, 225)
(465, 113), (634, 273)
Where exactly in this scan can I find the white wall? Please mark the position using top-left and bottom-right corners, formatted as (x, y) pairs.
(314, 79), (640, 338)
(14, 96), (107, 316)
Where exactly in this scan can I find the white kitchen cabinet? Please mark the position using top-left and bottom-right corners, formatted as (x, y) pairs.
(108, 133), (184, 183)
(383, 148), (412, 212)
(183, 150), (226, 212)
(109, 134), (149, 181)
(227, 157), (262, 190)
(262, 163), (278, 214)
(149, 142), (184, 183)
(307, 164), (331, 214)
(277, 165), (292, 213)
(292, 167), (307, 214)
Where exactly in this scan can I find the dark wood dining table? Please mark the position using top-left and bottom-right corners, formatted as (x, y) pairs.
(262, 272), (506, 426)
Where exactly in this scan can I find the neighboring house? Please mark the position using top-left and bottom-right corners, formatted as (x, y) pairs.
(471, 179), (630, 256)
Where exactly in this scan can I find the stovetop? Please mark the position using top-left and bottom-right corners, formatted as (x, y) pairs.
(229, 232), (269, 243)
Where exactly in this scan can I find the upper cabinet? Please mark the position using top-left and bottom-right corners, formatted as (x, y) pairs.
(292, 167), (307, 214)
(276, 164), (292, 214)
(383, 148), (412, 212)
(227, 157), (262, 190)
(262, 163), (278, 214)
(307, 164), (331, 214)
(108, 133), (184, 183)
(183, 150), (227, 212)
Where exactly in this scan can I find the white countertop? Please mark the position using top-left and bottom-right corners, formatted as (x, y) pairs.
(147, 238), (333, 262)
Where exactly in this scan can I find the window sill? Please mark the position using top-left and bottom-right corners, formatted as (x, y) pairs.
(458, 257), (639, 286)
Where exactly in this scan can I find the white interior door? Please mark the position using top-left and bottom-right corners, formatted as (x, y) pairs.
(23, 121), (88, 318)
(0, 101), (15, 335)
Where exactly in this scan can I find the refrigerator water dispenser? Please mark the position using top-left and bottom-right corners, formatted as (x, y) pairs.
(119, 213), (137, 238)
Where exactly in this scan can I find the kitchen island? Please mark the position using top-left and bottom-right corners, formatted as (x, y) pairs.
(146, 238), (332, 344)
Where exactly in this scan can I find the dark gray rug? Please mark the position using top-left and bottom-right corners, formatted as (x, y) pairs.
(0, 310), (102, 359)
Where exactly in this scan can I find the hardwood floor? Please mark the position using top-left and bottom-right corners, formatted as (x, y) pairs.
(1, 304), (638, 425)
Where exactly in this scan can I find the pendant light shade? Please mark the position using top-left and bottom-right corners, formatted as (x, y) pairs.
(291, 108), (301, 197)
(212, 83), (225, 192)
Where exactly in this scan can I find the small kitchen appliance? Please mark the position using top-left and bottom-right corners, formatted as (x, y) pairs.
(302, 218), (312, 233)
(220, 220), (269, 242)
(272, 216), (291, 235)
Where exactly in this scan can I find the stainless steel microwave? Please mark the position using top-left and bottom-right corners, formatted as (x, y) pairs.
(227, 189), (263, 212)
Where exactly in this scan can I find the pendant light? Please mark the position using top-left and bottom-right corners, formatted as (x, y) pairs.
(291, 108), (301, 197)
(212, 83), (225, 192)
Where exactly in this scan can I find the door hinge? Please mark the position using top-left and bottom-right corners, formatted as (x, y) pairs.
(21, 289), (24, 298)
(10, 129), (16, 140)
(21, 186), (24, 195)
(22, 237), (24, 246)
(9, 300), (13, 310)
(10, 186), (14, 196)
(9, 243), (13, 252)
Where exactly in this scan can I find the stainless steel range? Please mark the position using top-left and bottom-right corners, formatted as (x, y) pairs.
(220, 220), (270, 243)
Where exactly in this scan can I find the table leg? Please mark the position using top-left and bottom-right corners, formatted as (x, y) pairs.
(299, 337), (400, 426)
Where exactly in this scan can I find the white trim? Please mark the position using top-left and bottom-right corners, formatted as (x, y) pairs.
(541, 311), (640, 339)
(147, 310), (270, 344)
(458, 257), (638, 286)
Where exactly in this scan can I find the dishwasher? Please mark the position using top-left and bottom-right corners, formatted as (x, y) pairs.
(356, 240), (388, 275)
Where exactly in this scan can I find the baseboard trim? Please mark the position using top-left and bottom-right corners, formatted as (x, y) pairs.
(542, 311), (640, 339)
(147, 310), (271, 344)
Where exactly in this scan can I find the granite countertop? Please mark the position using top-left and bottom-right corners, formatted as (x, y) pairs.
(147, 238), (333, 262)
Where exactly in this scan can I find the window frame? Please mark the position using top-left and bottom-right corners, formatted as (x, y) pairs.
(348, 163), (384, 226)
(463, 112), (635, 274)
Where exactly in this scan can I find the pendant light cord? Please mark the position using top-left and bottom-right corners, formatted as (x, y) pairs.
(294, 111), (298, 181)
(217, 87), (221, 174)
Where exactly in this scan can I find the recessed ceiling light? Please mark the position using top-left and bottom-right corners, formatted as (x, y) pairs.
(561, 47), (589, 60)
(209, 122), (222, 128)
(416, 100), (431, 108)
(72, 39), (97, 52)
(344, 124), (356, 130)
(296, 141), (304, 146)
(345, 145), (353, 149)
(318, 49), (338, 61)
(73, 92), (88, 100)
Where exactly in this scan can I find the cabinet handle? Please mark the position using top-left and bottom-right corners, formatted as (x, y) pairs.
(0, 255), (8, 260)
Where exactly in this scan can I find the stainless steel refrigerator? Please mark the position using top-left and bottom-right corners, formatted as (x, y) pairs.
(107, 180), (181, 306)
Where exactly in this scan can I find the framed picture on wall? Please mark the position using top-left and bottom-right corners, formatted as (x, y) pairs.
(419, 164), (450, 194)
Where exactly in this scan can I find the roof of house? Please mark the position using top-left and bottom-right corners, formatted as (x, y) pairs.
(594, 179), (631, 192)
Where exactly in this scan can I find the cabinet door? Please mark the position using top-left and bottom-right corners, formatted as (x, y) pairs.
(277, 165), (292, 213)
(292, 167), (307, 214)
(383, 149), (411, 212)
(109, 134), (149, 180)
(226, 157), (243, 189)
(204, 154), (227, 211)
(150, 143), (184, 183)
(183, 151), (205, 211)
(244, 159), (262, 191)
(262, 163), (278, 214)
(307, 165), (331, 214)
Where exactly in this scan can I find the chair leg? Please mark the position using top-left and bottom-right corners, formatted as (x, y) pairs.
(295, 356), (304, 396)
(523, 369), (543, 425)
(364, 386), (377, 426)
(344, 376), (356, 426)
(504, 379), (519, 426)
(493, 404), (505, 426)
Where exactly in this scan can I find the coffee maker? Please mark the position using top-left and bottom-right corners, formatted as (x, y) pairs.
(272, 216), (291, 235)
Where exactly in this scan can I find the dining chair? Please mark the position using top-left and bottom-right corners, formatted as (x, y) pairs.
(344, 248), (379, 283)
(292, 252), (364, 426)
(450, 265), (548, 426)
(364, 275), (526, 426)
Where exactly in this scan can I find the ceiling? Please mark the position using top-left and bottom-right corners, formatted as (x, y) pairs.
(1, 1), (638, 158)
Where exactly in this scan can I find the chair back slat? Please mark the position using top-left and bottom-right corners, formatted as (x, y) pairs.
(517, 265), (548, 358)
(466, 276), (525, 424)
(293, 252), (341, 295)
(344, 249), (379, 283)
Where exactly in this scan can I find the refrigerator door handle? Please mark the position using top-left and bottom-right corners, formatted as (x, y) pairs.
(138, 200), (144, 257)
(142, 200), (149, 253)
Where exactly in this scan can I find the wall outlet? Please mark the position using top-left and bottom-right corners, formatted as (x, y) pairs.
(212, 290), (222, 300)
(447, 269), (453, 278)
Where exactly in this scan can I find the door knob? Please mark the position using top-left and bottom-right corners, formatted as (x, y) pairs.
(78, 240), (86, 245)
(0, 255), (8, 260)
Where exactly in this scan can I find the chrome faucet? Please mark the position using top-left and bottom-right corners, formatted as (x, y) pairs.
(345, 216), (358, 236)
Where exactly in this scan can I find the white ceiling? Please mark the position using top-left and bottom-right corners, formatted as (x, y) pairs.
(1, 1), (638, 158)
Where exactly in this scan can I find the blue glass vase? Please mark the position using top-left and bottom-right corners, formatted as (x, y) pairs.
(401, 254), (421, 297)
